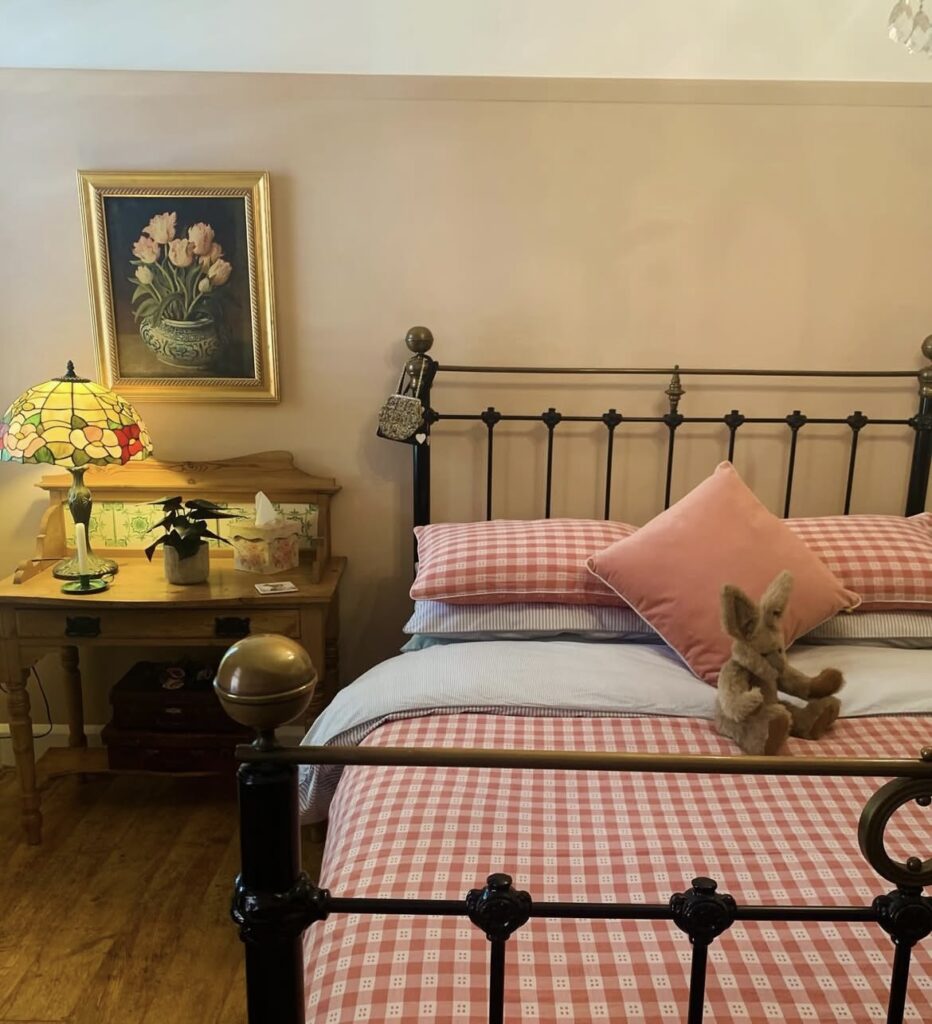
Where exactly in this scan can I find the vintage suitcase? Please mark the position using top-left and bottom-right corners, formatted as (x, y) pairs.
(108, 659), (241, 733)
(100, 725), (249, 773)
(104, 660), (251, 774)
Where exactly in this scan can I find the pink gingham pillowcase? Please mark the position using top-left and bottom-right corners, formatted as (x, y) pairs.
(412, 519), (636, 605)
(785, 513), (932, 610)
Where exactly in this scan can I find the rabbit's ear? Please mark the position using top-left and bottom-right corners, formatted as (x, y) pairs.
(721, 584), (759, 640)
(760, 570), (793, 619)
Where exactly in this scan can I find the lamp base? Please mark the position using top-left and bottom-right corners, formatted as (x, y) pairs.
(53, 553), (118, 581)
(61, 576), (109, 594)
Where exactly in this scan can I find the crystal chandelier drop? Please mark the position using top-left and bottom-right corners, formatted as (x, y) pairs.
(890, 0), (932, 53)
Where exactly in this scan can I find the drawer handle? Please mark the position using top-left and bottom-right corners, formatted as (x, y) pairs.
(165, 707), (183, 715)
(215, 616), (251, 638)
(65, 615), (101, 638)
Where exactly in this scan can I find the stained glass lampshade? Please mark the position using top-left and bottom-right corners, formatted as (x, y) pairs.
(0, 362), (153, 579)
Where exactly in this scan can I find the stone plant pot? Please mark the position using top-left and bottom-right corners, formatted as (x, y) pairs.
(163, 542), (210, 585)
(139, 316), (219, 370)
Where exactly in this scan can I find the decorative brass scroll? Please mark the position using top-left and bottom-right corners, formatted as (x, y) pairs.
(859, 752), (932, 889)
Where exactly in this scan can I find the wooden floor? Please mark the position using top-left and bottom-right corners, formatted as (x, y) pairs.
(0, 764), (322, 1024)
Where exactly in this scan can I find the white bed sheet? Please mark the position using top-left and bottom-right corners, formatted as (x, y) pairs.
(297, 640), (932, 822)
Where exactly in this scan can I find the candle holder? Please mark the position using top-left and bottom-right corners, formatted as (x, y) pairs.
(61, 574), (109, 595)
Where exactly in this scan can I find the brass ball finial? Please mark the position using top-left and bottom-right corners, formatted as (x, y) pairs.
(214, 634), (317, 735)
(58, 361), (89, 383)
(405, 326), (434, 355)
(922, 336), (932, 363)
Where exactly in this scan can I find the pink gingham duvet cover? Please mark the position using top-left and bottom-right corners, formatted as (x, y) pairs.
(304, 712), (932, 1022)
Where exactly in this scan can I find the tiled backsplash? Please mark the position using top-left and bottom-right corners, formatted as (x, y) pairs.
(65, 501), (319, 550)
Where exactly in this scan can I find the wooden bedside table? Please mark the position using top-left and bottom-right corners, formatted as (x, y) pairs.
(0, 451), (343, 845)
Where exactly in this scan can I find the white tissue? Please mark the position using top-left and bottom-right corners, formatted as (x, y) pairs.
(254, 491), (281, 528)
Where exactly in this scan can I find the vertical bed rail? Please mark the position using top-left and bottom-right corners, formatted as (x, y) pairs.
(218, 636), (322, 1024)
(602, 409), (622, 519)
(405, 326), (437, 572)
(906, 336), (932, 515)
(541, 408), (562, 518)
(782, 410), (807, 518)
(481, 407), (502, 520)
(724, 409), (745, 463)
(843, 411), (868, 515)
(662, 367), (685, 509)
(671, 877), (736, 1024)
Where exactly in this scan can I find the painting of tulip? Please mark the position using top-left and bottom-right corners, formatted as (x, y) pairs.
(79, 172), (279, 402)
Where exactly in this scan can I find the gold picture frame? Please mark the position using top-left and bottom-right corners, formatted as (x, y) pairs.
(78, 170), (279, 403)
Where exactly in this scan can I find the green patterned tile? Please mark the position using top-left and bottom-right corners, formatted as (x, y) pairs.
(64, 500), (319, 551)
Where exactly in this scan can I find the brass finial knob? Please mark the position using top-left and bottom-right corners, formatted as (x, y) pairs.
(666, 365), (685, 415)
(922, 335), (932, 363)
(406, 326), (434, 355)
(214, 634), (317, 734)
(58, 361), (89, 383)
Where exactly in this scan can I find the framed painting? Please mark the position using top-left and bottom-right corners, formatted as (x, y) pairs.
(78, 171), (279, 403)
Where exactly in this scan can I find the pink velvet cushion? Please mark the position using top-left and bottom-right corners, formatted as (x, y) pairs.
(586, 462), (861, 682)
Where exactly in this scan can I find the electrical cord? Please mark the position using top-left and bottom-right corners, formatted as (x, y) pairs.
(0, 664), (54, 740)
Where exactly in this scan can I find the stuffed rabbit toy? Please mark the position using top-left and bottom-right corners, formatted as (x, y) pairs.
(716, 570), (844, 755)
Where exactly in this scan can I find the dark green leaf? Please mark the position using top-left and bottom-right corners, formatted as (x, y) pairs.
(187, 508), (240, 521)
(147, 511), (178, 532)
(144, 536), (166, 561)
(199, 527), (231, 546)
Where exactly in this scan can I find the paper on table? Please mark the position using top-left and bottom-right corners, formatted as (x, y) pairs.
(254, 491), (281, 528)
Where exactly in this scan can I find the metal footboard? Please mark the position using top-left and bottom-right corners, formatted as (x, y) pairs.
(217, 636), (932, 1024)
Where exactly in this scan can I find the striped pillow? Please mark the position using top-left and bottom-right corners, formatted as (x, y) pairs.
(403, 601), (656, 639)
(802, 610), (932, 648)
(786, 513), (932, 610)
(411, 519), (636, 605)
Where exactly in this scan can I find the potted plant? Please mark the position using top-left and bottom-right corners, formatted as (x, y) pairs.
(145, 497), (239, 585)
(129, 213), (235, 371)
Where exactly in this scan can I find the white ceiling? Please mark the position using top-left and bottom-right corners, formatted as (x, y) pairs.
(3, 0), (932, 82)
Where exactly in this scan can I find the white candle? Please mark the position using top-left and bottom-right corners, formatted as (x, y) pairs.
(74, 523), (89, 576)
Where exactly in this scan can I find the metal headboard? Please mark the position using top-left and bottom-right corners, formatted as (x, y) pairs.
(388, 327), (932, 535)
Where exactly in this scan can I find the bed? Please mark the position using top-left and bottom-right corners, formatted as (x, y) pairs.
(222, 329), (932, 1024)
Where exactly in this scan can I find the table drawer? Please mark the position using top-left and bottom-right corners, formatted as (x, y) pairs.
(15, 608), (301, 641)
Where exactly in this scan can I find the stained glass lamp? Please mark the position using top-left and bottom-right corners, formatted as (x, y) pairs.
(0, 362), (152, 579)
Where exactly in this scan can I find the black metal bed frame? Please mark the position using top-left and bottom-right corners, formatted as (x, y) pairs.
(403, 327), (932, 529)
(227, 330), (932, 1023)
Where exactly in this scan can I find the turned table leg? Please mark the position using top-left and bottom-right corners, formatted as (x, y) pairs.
(7, 668), (41, 845)
(61, 644), (87, 748)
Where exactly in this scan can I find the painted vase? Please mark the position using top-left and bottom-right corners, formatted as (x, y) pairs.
(163, 542), (210, 585)
(140, 316), (219, 370)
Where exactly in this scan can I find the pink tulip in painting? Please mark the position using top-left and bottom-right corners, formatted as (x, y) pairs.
(130, 215), (234, 326)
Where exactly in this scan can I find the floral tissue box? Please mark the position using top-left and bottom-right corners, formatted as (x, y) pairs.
(231, 523), (301, 575)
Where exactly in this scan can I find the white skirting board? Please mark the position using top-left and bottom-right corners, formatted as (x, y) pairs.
(0, 723), (306, 767)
